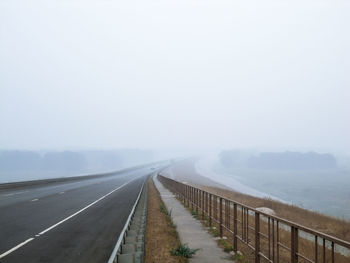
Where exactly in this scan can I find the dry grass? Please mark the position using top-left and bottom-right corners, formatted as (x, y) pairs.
(164, 159), (350, 242)
(145, 177), (187, 263)
(199, 185), (350, 243)
(183, 199), (350, 263)
(161, 160), (350, 262)
(171, 185), (350, 263)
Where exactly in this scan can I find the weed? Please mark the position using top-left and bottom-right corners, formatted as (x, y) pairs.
(191, 209), (198, 218)
(218, 239), (234, 252)
(232, 252), (244, 261)
(170, 244), (200, 258)
(160, 203), (170, 216)
(209, 227), (220, 237)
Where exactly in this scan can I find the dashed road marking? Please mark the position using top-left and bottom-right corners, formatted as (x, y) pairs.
(0, 176), (140, 260)
(3, 191), (28, 197)
(38, 181), (130, 235)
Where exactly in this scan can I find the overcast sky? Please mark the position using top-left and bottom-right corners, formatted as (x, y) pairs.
(0, 0), (349, 155)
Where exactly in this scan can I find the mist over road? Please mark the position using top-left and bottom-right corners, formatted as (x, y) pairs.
(0, 167), (152, 263)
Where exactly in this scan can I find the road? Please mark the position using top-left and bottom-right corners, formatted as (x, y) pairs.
(0, 166), (153, 263)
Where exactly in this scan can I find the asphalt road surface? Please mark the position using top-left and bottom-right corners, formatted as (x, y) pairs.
(0, 166), (154, 263)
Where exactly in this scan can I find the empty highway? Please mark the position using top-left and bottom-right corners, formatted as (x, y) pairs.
(0, 166), (154, 263)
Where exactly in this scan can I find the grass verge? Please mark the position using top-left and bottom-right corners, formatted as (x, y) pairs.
(145, 177), (187, 263)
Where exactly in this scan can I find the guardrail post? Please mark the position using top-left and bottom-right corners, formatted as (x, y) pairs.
(209, 194), (212, 227)
(205, 192), (207, 216)
(202, 190), (205, 219)
(183, 184), (185, 203)
(255, 212), (260, 263)
(187, 185), (189, 207)
(193, 187), (195, 210)
(198, 189), (201, 212)
(233, 203), (237, 252)
(191, 187), (193, 210)
(196, 189), (199, 214)
(192, 188), (195, 211)
(291, 226), (298, 263)
(220, 197), (223, 238)
(181, 184), (184, 202)
(188, 185), (190, 207)
(184, 185), (187, 206)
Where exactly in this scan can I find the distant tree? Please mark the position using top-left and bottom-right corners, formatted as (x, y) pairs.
(42, 151), (86, 171)
(0, 151), (41, 171)
(246, 151), (337, 170)
(219, 150), (250, 168)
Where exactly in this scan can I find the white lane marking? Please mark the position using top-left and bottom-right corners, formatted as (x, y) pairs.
(16, 191), (28, 195)
(3, 191), (28, 197)
(0, 176), (140, 259)
(0, 238), (34, 259)
(59, 192), (65, 194)
(39, 178), (136, 235)
(31, 199), (39, 202)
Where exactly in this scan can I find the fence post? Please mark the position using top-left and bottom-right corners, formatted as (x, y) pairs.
(291, 226), (299, 263)
(202, 191), (205, 219)
(255, 212), (260, 263)
(196, 189), (199, 214)
(198, 189), (201, 213)
(191, 187), (193, 210)
(220, 197), (223, 238)
(209, 194), (212, 227)
(193, 187), (195, 210)
(233, 203), (237, 252)
(183, 184), (185, 204)
(183, 184), (185, 203)
(187, 185), (189, 207)
(188, 185), (190, 207)
(205, 192), (207, 216)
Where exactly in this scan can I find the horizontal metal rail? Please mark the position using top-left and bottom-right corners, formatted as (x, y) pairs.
(158, 174), (350, 263)
(107, 179), (146, 263)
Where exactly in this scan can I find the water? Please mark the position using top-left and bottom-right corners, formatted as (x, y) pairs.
(195, 156), (350, 220)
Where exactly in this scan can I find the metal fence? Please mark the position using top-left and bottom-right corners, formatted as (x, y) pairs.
(158, 175), (350, 263)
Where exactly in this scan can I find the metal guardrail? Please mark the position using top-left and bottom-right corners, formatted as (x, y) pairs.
(158, 174), (350, 263)
(108, 179), (147, 263)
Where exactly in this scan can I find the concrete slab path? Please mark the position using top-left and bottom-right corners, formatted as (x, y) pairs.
(153, 175), (234, 263)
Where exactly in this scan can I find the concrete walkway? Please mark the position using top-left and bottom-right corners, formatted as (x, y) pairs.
(153, 175), (234, 263)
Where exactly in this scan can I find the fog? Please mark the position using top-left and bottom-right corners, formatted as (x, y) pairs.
(1, 0), (349, 156)
(0, 149), (155, 183)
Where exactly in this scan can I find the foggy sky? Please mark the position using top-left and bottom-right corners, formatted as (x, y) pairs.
(1, 0), (349, 155)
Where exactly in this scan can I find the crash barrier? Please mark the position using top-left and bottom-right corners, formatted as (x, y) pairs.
(108, 180), (148, 263)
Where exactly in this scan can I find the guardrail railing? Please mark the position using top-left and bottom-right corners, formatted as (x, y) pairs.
(158, 174), (350, 263)
(108, 180), (147, 263)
